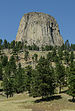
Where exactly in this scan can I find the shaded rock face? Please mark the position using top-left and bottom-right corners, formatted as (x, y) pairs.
(16, 12), (64, 47)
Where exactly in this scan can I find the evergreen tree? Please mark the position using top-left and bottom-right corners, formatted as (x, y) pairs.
(52, 47), (57, 62)
(32, 43), (39, 51)
(24, 50), (29, 61)
(25, 65), (32, 92)
(0, 63), (3, 80)
(9, 55), (16, 73)
(45, 45), (53, 51)
(60, 44), (65, 51)
(0, 39), (2, 45)
(71, 44), (75, 51)
(65, 40), (70, 51)
(70, 51), (74, 63)
(54, 55), (60, 63)
(47, 52), (53, 62)
(7, 42), (10, 49)
(14, 63), (25, 93)
(55, 62), (66, 93)
(68, 62), (75, 100)
(2, 64), (14, 98)
(32, 54), (38, 62)
(58, 48), (63, 60)
(2, 55), (8, 67)
(3, 39), (8, 49)
(17, 41), (23, 50)
(0, 39), (2, 50)
(10, 40), (15, 49)
(30, 57), (55, 98)
(64, 50), (70, 65)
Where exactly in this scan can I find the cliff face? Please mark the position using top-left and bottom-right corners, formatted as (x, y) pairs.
(16, 12), (64, 47)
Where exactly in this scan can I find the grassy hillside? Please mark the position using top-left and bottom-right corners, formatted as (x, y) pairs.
(1, 49), (51, 67)
(1, 49), (75, 68)
(0, 44), (75, 111)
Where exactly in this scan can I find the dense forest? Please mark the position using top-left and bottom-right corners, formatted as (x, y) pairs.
(0, 39), (75, 101)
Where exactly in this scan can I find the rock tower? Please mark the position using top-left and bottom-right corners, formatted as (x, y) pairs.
(16, 12), (64, 47)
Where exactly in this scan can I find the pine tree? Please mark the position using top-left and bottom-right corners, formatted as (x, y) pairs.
(55, 62), (66, 93)
(68, 62), (75, 100)
(58, 48), (63, 60)
(2, 64), (14, 98)
(3, 39), (8, 49)
(0, 63), (3, 80)
(9, 55), (16, 73)
(34, 53), (38, 62)
(25, 65), (32, 92)
(70, 51), (74, 63)
(10, 40), (15, 49)
(0, 39), (2, 50)
(24, 50), (29, 61)
(14, 63), (25, 93)
(64, 50), (70, 65)
(65, 40), (70, 51)
(30, 57), (55, 98)
(47, 52), (53, 62)
(2, 55), (8, 67)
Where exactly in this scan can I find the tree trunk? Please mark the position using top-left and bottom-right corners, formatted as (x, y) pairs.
(7, 94), (8, 98)
(72, 96), (74, 101)
(59, 85), (61, 93)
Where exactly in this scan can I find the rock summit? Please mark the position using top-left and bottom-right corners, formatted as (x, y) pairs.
(16, 12), (64, 47)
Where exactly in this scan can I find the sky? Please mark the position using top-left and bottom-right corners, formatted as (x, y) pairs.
(0, 0), (75, 44)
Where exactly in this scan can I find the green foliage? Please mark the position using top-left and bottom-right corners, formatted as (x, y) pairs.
(52, 47), (57, 57)
(47, 52), (53, 62)
(29, 57), (55, 98)
(24, 50), (29, 61)
(51, 47), (57, 62)
(28, 43), (39, 51)
(9, 55), (16, 72)
(47, 48), (58, 62)
(71, 44), (75, 51)
(0, 39), (2, 45)
(14, 63), (25, 93)
(7, 42), (10, 49)
(3, 76), (14, 98)
(65, 40), (70, 51)
(64, 50), (70, 65)
(2, 55), (8, 67)
(25, 65), (32, 92)
(60, 44), (65, 51)
(0, 39), (3, 50)
(58, 48), (63, 60)
(32, 53), (38, 62)
(41, 45), (53, 51)
(3, 39), (8, 49)
(0, 38), (75, 100)
(45, 45), (53, 51)
(70, 51), (74, 63)
(2, 64), (14, 98)
(10, 40), (15, 48)
(68, 62), (75, 100)
(55, 62), (66, 93)
(0, 63), (3, 80)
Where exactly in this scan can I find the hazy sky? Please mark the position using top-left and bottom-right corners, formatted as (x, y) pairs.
(0, 0), (75, 44)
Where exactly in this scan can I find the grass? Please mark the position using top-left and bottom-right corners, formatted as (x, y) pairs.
(0, 91), (75, 111)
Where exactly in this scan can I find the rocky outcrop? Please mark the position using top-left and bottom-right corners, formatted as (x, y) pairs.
(16, 12), (64, 47)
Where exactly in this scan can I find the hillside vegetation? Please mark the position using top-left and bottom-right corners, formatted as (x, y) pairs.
(0, 39), (75, 111)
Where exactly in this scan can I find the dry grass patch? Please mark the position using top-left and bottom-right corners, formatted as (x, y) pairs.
(0, 92), (75, 111)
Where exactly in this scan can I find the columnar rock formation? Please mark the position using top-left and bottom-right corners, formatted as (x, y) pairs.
(16, 12), (64, 47)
